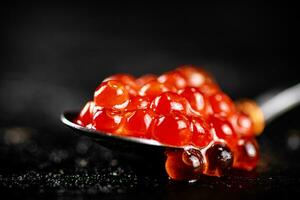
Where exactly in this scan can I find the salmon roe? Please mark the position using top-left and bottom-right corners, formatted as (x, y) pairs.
(76, 66), (259, 181)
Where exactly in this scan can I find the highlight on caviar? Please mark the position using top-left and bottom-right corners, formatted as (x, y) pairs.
(75, 65), (259, 181)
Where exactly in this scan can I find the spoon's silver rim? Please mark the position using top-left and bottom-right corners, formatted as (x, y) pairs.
(61, 111), (181, 149)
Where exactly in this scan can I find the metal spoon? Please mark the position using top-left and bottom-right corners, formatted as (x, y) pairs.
(61, 83), (300, 154)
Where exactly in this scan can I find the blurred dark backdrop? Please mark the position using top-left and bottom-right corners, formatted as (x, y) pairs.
(0, 2), (291, 128)
(1, 2), (298, 199)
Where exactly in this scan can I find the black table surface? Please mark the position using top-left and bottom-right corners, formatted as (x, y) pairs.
(0, 105), (299, 200)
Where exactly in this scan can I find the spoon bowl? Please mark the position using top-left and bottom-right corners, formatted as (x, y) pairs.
(61, 111), (181, 157)
(61, 83), (300, 159)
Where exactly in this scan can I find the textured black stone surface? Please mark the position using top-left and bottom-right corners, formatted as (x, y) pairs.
(0, 2), (295, 200)
(0, 107), (299, 199)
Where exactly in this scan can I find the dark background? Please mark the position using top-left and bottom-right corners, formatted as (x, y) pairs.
(0, 2), (298, 200)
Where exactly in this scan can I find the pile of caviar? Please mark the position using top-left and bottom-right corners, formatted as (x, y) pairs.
(76, 66), (259, 181)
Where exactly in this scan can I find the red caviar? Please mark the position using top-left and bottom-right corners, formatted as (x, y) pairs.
(150, 92), (190, 115)
(151, 114), (191, 146)
(76, 66), (259, 180)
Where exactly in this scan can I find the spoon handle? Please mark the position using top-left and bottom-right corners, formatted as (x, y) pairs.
(236, 83), (300, 136)
(256, 83), (300, 124)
